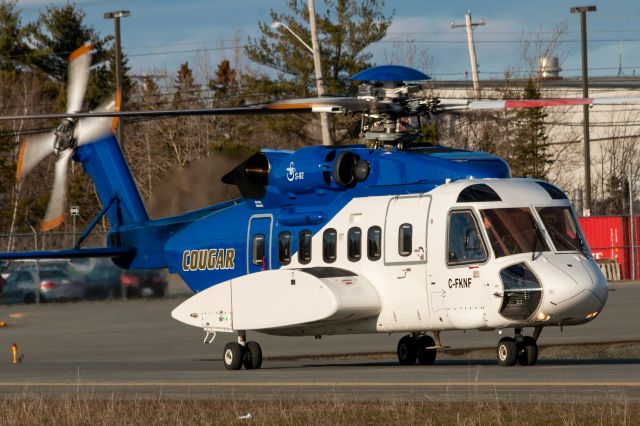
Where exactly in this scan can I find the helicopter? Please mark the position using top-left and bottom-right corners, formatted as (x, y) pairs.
(2, 44), (628, 371)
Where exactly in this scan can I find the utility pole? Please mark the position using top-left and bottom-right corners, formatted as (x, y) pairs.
(451, 10), (485, 98)
(570, 5), (596, 216)
(104, 10), (130, 150)
(308, 0), (332, 145)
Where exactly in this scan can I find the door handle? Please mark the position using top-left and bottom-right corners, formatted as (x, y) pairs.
(398, 268), (411, 279)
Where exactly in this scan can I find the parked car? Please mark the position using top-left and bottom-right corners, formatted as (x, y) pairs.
(1, 266), (84, 304)
(120, 269), (168, 298)
(76, 258), (123, 300)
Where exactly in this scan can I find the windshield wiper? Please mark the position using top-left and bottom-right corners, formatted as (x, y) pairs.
(531, 220), (542, 261)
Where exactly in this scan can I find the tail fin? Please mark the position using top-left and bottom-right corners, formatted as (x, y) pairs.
(75, 133), (148, 228)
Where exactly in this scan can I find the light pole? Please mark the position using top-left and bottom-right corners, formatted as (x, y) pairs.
(272, 18), (332, 146)
(570, 5), (596, 216)
(104, 10), (130, 150)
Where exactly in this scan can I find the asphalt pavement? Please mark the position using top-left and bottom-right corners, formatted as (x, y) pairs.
(0, 279), (637, 401)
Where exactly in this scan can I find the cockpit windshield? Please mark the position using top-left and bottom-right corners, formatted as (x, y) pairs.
(537, 206), (588, 256)
(480, 208), (549, 258)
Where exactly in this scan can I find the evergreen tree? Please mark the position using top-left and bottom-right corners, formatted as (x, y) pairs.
(209, 59), (239, 104)
(508, 79), (552, 179)
(28, 4), (126, 108)
(246, 0), (391, 96)
(244, 0), (392, 144)
(0, 1), (31, 74)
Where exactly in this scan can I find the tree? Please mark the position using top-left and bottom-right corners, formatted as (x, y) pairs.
(244, 0), (393, 144)
(28, 3), (120, 108)
(209, 59), (239, 102)
(507, 79), (553, 179)
(0, 1), (31, 74)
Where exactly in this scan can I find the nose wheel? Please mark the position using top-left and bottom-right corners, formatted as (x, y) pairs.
(496, 328), (540, 367)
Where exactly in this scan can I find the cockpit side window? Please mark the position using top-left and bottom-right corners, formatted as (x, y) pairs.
(537, 206), (587, 255)
(447, 210), (487, 265)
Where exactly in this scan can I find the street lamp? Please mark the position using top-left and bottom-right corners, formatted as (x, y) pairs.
(570, 5), (596, 216)
(272, 17), (332, 146)
(271, 22), (313, 53)
(104, 10), (130, 150)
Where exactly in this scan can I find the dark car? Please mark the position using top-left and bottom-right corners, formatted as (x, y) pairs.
(1, 266), (84, 304)
(120, 269), (168, 298)
(77, 258), (123, 300)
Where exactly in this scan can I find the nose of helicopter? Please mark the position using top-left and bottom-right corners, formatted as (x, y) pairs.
(536, 255), (607, 324)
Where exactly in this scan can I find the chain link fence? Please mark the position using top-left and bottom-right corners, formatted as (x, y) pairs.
(0, 231), (108, 254)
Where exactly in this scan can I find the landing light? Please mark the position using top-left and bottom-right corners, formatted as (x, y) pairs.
(585, 311), (599, 319)
(536, 312), (551, 321)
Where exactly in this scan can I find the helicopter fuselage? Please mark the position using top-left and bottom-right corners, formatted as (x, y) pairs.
(168, 151), (607, 337)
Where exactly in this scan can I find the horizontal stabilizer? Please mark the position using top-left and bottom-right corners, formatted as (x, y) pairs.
(0, 246), (135, 260)
(172, 267), (381, 332)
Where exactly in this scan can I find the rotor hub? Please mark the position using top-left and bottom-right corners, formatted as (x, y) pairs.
(53, 118), (77, 155)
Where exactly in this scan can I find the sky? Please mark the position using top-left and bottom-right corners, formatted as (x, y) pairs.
(17, 0), (640, 82)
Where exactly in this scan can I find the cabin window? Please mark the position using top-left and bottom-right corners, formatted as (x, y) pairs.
(367, 226), (382, 261)
(278, 232), (291, 265)
(447, 210), (487, 265)
(252, 234), (265, 266)
(347, 227), (362, 262)
(322, 228), (337, 263)
(298, 230), (312, 264)
(398, 223), (412, 256)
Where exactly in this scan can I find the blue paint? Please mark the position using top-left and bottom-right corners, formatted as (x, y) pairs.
(351, 65), (431, 82)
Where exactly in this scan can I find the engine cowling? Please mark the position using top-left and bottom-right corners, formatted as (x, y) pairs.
(222, 147), (370, 198)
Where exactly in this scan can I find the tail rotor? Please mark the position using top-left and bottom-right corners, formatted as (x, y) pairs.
(15, 43), (118, 232)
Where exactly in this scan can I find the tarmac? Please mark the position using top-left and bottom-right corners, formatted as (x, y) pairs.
(0, 278), (637, 401)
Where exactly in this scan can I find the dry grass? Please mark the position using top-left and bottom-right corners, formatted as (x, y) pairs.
(0, 398), (637, 426)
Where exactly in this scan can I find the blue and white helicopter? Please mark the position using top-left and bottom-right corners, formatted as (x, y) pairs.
(4, 45), (627, 370)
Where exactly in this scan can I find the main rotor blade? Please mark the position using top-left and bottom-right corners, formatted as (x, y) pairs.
(66, 44), (92, 114)
(41, 149), (72, 232)
(16, 132), (55, 179)
(0, 97), (401, 121)
(440, 96), (640, 111)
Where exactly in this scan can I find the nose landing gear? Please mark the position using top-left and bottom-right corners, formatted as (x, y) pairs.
(497, 327), (542, 367)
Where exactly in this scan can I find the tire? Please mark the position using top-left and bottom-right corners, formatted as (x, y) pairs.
(517, 336), (538, 366)
(497, 337), (517, 366)
(243, 341), (263, 370)
(24, 293), (36, 304)
(417, 335), (437, 365)
(139, 286), (155, 298)
(397, 335), (418, 365)
(223, 342), (244, 370)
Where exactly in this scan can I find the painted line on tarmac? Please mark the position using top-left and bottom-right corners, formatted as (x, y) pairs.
(0, 381), (639, 388)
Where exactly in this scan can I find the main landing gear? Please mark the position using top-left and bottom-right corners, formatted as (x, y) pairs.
(496, 326), (542, 367)
(223, 332), (263, 370)
(397, 333), (439, 365)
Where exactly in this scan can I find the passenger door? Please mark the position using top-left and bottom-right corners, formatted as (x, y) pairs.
(384, 194), (431, 325)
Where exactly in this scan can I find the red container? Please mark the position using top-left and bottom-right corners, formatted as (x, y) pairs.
(578, 216), (630, 279)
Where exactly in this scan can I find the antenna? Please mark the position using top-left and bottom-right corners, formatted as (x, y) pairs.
(617, 40), (625, 78)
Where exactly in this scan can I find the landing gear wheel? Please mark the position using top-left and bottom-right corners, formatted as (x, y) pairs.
(497, 337), (517, 366)
(417, 335), (437, 365)
(397, 335), (418, 365)
(243, 341), (263, 370)
(517, 336), (538, 366)
(223, 342), (244, 370)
